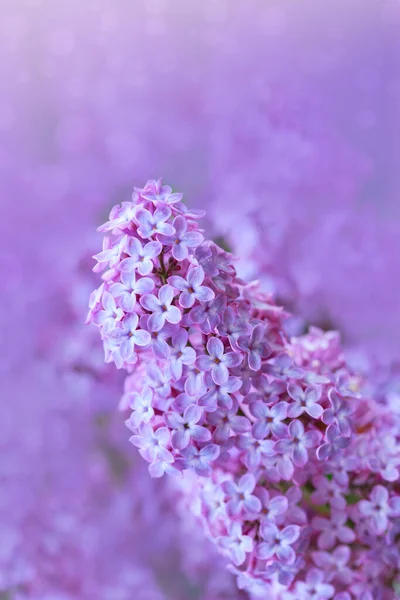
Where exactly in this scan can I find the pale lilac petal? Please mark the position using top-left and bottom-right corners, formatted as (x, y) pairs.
(135, 277), (155, 294)
(179, 291), (195, 308)
(187, 266), (204, 288)
(132, 329), (151, 346)
(212, 363), (229, 385)
(166, 305), (182, 324)
(168, 276), (187, 291)
(172, 242), (188, 261)
(140, 294), (160, 312)
(148, 313), (165, 332)
(195, 286), (215, 303)
(159, 284), (174, 306)
(207, 337), (224, 359)
(293, 445), (308, 467)
(185, 230), (204, 247)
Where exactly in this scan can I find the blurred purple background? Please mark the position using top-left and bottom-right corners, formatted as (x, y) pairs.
(1, 0), (400, 597)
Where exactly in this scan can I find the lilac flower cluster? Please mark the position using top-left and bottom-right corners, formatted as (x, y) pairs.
(89, 181), (400, 599)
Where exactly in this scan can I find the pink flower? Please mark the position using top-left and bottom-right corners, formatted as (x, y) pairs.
(256, 523), (300, 564)
(249, 400), (288, 439)
(166, 405), (211, 450)
(287, 383), (323, 419)
(109, 313), (151, 365)
(294, 568), (335, 599)
(237, 323), (271, 371)
(218, 522), (253, 566)
(312, 511), (355, 550)
(222, 473), (262, 516)
(358, 485), (400, 535)
(196, 337), (242, 385)
(130, 423), (172, 463)
(140, 284), (181, 331)
(93, 290), (124, 333)
(135, 205), (175, 238)
(110, 271), (154, 312)
(274, 420), (321, 467)
(168, 328), (197, 381)
(169, 266), (214, 308)
(158, 215), (204, 261)
(120, 238), (162, 275)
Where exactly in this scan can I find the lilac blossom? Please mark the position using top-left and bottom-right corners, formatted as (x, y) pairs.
(294, 568), (335, 599)
(287, 383), (323, 419)
(237, 323), (271, 371)
(120, 238), (162, 276)
(312, 546), (353, 585)
(312, 511), (356, 550)
(222, 473), (262, 516)
(310, 475), (346, 510)
(135, 205), (175, 239)
(358, 485), (400, 535)
(130, 423), (173, 464)
(110, 271), (154, 312)
(317, 423), (350, 461)
(166, 405), (211, 450)
(274, 420), (321, 468)
(93, 290), (124, 333)
(196, 337), (242, 385)
(169, 266), (215, 308)
(159, 215), (204, 261)
(109, 313), (151, 366)
(169, 328), (196, 381)
(258, 489), (288, 522)
(177, 444), (220, 477)
(140, 285), (181, 331)
(249, 400), (288, 439)
(89, 181), (400, 598)
(257, 523), (300, 564)
(322, 389), (353, 437)
(218, 523), (253, 566)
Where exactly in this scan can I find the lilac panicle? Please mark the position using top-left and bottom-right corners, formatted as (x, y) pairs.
(89, 180), (400, 599)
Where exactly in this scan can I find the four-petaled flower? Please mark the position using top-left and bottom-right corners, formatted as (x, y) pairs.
(120, 237), (162, 275)
(166, 405), (211, 450)
(250, 400), (288, 439)
(159, 215), (204, 261)
(312, 511), (355, 550)
(287, 384), (323, 419)
(177, 444), (220, 476)
(275, 420), (321, 467)
(125, 386), (155, 430)
(294, 568), (335, 599)
(130, 423), (172, 463)
(322, 389), (353, 437)
(140, 284), (181, 331)
(93, 290), (124, 333)
(222, 473), (262, 516)
(135, 205), (175, 238)
(168, 328), (196, 380)
(218, 522), (253, 566)
(264, 353), (303, 379)
(196, 337), (242, 385)
(358, 485), (400, 535)
(237, 324), (271, 371)
(256, 523), (300, 564)
(317, 423), (350, 462)
(258, 489), (288, 522)
(141, 180), (183, 205)
(110, 313), (151, 366)
(169, 266), (214, 308)
(110, 271), (154, 312)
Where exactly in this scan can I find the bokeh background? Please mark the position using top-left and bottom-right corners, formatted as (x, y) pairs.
(1, 0), (400, 597)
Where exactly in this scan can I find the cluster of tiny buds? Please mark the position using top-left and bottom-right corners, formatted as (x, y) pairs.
(88, 180), (400, 599)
